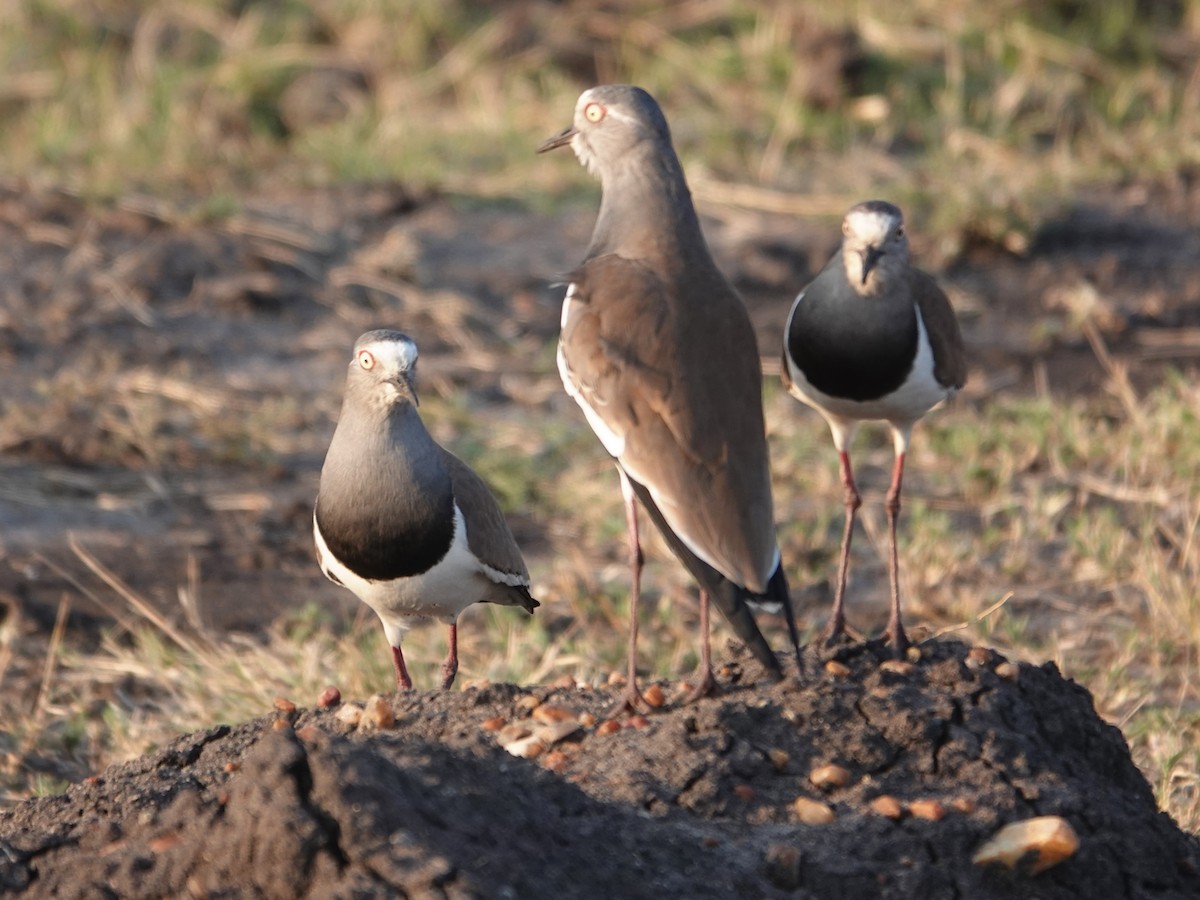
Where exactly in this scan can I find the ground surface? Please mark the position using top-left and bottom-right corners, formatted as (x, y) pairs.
(2, 179), (1200, 896)
(2, 639), (1198, 899)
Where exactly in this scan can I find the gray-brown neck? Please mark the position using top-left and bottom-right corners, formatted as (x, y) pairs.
(586, 139), (710, 272)
(316, 392), (455, 581)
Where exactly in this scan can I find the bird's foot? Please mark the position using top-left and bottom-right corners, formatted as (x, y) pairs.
(822, 616), (848, 648)
(886, 623), (910, 659)
(604, 686), (651, 718)
(680, 666), (718, 705)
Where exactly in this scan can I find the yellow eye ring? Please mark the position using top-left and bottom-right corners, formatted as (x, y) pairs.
(584, 102), (605, 123)
(358, 350), (375, 370)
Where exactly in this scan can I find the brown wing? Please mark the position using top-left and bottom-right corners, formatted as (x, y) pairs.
(560, 254), (777, 592)
(911, 269), (967, 391)
(438, 449), (536, 610)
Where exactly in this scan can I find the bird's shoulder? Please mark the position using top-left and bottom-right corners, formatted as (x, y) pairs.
(438, 448), (531, 584)
(560, 254), (678, 410)
(909, 267), (967, 390)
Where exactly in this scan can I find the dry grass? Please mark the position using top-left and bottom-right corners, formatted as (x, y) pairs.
(4, 1), (1199, 239)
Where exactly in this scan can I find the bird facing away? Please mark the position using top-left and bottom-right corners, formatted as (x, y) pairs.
(314, 330), (538, 691)
(781, 200), (966, 653)
(538, 84), (802, 711)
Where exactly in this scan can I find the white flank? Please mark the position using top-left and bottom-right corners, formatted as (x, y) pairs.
(785, 303), (954, 430)
(315, 505), (505, 644)
(558, 284), (626, 457)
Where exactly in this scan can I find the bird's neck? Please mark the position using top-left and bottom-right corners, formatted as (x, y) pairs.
(843, 248), (908, 298)
(586, 145), (711, 270)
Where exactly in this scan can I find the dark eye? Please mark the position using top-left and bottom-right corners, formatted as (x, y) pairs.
(358, 350), (375, 370)
(584, 102), (606, 123)
(895, 226), (905, 238)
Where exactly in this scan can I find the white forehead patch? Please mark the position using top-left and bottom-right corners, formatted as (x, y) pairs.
(844, 209), (902, 246)
(359, 334), (419, 372)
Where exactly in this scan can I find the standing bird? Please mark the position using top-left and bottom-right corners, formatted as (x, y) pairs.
(314, 330), (538, 691)
(538, 85), (801, 711)
(781, 200), (966, 653)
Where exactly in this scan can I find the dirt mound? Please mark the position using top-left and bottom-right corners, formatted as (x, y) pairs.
(2, 639), (1196, 898)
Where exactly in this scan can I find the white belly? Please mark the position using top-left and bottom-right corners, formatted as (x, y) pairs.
(315, 505), (489, 645)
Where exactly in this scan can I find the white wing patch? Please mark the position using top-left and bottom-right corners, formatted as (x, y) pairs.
(315, 505), (504, 645)
(558, 284), (626, 457)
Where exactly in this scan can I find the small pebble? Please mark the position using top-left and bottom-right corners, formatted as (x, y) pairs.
(965, 647), (994, 670)
(360, 694), (395, 730)
(223, 762), (240, 774)
(995, 662), (1019, 681)
(792, 797), (835, 825)
(596, 719), (622, 736)
(879, 659), (914, 676)
(271, 718), (292, 731)
(148, 833), (181, 853)
(534, 720), (581, 744)
(516, 694), (542, 712)
(317, 686), (341, 708)
(579, 712), (597, 728)
(335, 703), (363, 727)
(810, 763), (852, 790)
(767, 748), (790, 772)
(626, 714), (650, 729)
(952, 797), (976, 814)
(905, 645), (922, 662)
(542, 749), (569, 773)
(734, 784), (756, 801)
(643, 684), (666, 708)
(505, 734), (548, 759)
(972, 816), (1079, 874)
(480, 716), (506, 733)
(497, 722), (533, 746)
(870, 795), (904, 820)
(551, 674), (577, 690)
(824, 660), (851, 678)
(532, 704), (575, 725)
(607, 672), (626, 686)
(273, 696), (297, 715)
(910, 799), (947, 821)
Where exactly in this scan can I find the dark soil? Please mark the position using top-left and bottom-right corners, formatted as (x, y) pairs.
(2, 640), (1197, 899)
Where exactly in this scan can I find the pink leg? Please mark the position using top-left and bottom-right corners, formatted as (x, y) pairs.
(825, 449), (862, 644)
(391, 644), (413, 691)
(885, 451), (909, 656)
(609, 481), (649, 716)
(440, 621), (459, 690)
(682, 589), (717, 703)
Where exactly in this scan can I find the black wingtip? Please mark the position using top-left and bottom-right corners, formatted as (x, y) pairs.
(766, 564), (805, 675)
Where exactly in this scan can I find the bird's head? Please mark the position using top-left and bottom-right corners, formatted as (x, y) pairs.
(536, 84), (672, 179)
(840, 200), (909, 293)
(347, 329), (421, 408)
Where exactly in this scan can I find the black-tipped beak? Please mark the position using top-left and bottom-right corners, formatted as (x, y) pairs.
(860, 246), (883, 285)
(397, 371), (419, 407)
(537, 125), (577, 154)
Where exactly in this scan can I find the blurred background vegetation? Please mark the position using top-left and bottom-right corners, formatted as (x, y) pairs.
(3, 0), (1198, 241)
